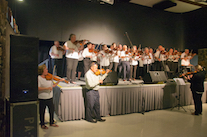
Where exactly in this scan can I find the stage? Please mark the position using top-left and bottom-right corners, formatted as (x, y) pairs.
(53, 78), (207, 121)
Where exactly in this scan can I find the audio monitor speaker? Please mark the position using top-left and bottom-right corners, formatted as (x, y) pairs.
(143, 71), (167, 84)
(103, 71), (118, 85)
(10, 35), (39, 103)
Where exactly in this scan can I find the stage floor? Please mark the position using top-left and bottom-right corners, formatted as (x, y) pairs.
(52, 78), (207, 121)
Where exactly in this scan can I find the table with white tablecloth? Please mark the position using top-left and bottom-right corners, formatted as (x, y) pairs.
(53, 82), (207, 121)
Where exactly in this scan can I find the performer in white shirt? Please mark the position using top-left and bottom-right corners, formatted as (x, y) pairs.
(77, 46), (84, 80)
(137, 54), (144, 80)
(82, 42), (93, 74)
(149, 48), (155, 71)
(154, 45), (163, 71)
(130, 46), (138, 80)
(109, 43), (119, 72)
(166, 48), (174, 71)
(85, 62), (110, 123)
(90, 44), (98, 63)
(172, 50), (180, 73)
(118, 45), (131, 81)
(38, 64), (65, 129)
(63, 34), (86, 84)
(181, 55), (193, 72)
(98, 44), (110, 70)
(49, 41), (65, 76)
(181, 49), (196, 72)
(142, 47), (153, 77)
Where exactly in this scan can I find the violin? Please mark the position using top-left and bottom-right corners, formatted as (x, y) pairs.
(179, 71), (197, 77)
(73, 40), (89, 45)
(57, 46), (65, 51)
(94, 69), (112, 76)
(45, 73), (69, 84)
(104, 49), (112, 54)
(89, 49), (99, 54)
(160, 50), (167, 55)
(145, 53), (151, 59)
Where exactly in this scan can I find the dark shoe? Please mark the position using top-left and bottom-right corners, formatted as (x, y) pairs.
(97, 119), (106, 122)
(87, 120), (97, 123)
(41, 125), (48, 129)
(191, 112), (199, 115)
(199, 112), (202, 115)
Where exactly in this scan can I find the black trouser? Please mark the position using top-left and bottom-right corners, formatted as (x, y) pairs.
(66, 58), (78, 82)
(137, 67), (144, 78)
(154, 61), (161, 71)
(77, 60), (84, 73)
(192, 91), (203, 114)
(51, 59), (63, 77)
(83, 58), (91, 75)
(167, 61), (173, 71)
(39, 98), (54, 126)
(86, 90), (101, 121)
(172, 62), (178, 73)
(143, 64), (151, 77)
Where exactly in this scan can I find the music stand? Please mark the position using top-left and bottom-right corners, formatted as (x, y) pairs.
(171, 78), (187, 112)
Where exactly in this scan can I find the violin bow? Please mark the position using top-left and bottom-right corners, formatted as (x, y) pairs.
(125, 32), (133, 48)
(138, 44), (141, 51)
(50, 65), (56, 91)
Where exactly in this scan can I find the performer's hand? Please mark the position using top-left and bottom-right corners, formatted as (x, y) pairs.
(48, 87), (52, 91)
(99, 80), (103, 84)
(59, 78), (65, 82)
(158, 58), (161, 61)
(106, 69), (111, 74)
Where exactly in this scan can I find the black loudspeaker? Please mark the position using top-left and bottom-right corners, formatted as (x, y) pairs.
(10, 35), (39, 103)
(153, 0), (177, 10)
(6, 100), (38, 137)
(103, 71), (118, 85)
(143, 71), (167, 84)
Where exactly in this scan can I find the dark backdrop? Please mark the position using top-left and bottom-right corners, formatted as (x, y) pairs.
(9, 0), (184, 52)
(183, 8), (207, 51)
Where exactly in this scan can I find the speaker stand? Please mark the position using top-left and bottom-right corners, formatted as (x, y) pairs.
(171, 85), (187, 112)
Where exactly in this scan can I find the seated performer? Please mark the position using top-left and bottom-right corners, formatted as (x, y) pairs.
(49, 41), (65, 76)
(181, 55), (193, 72)
(38, 64), (65, 129)
(85, 62), (110, 123)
